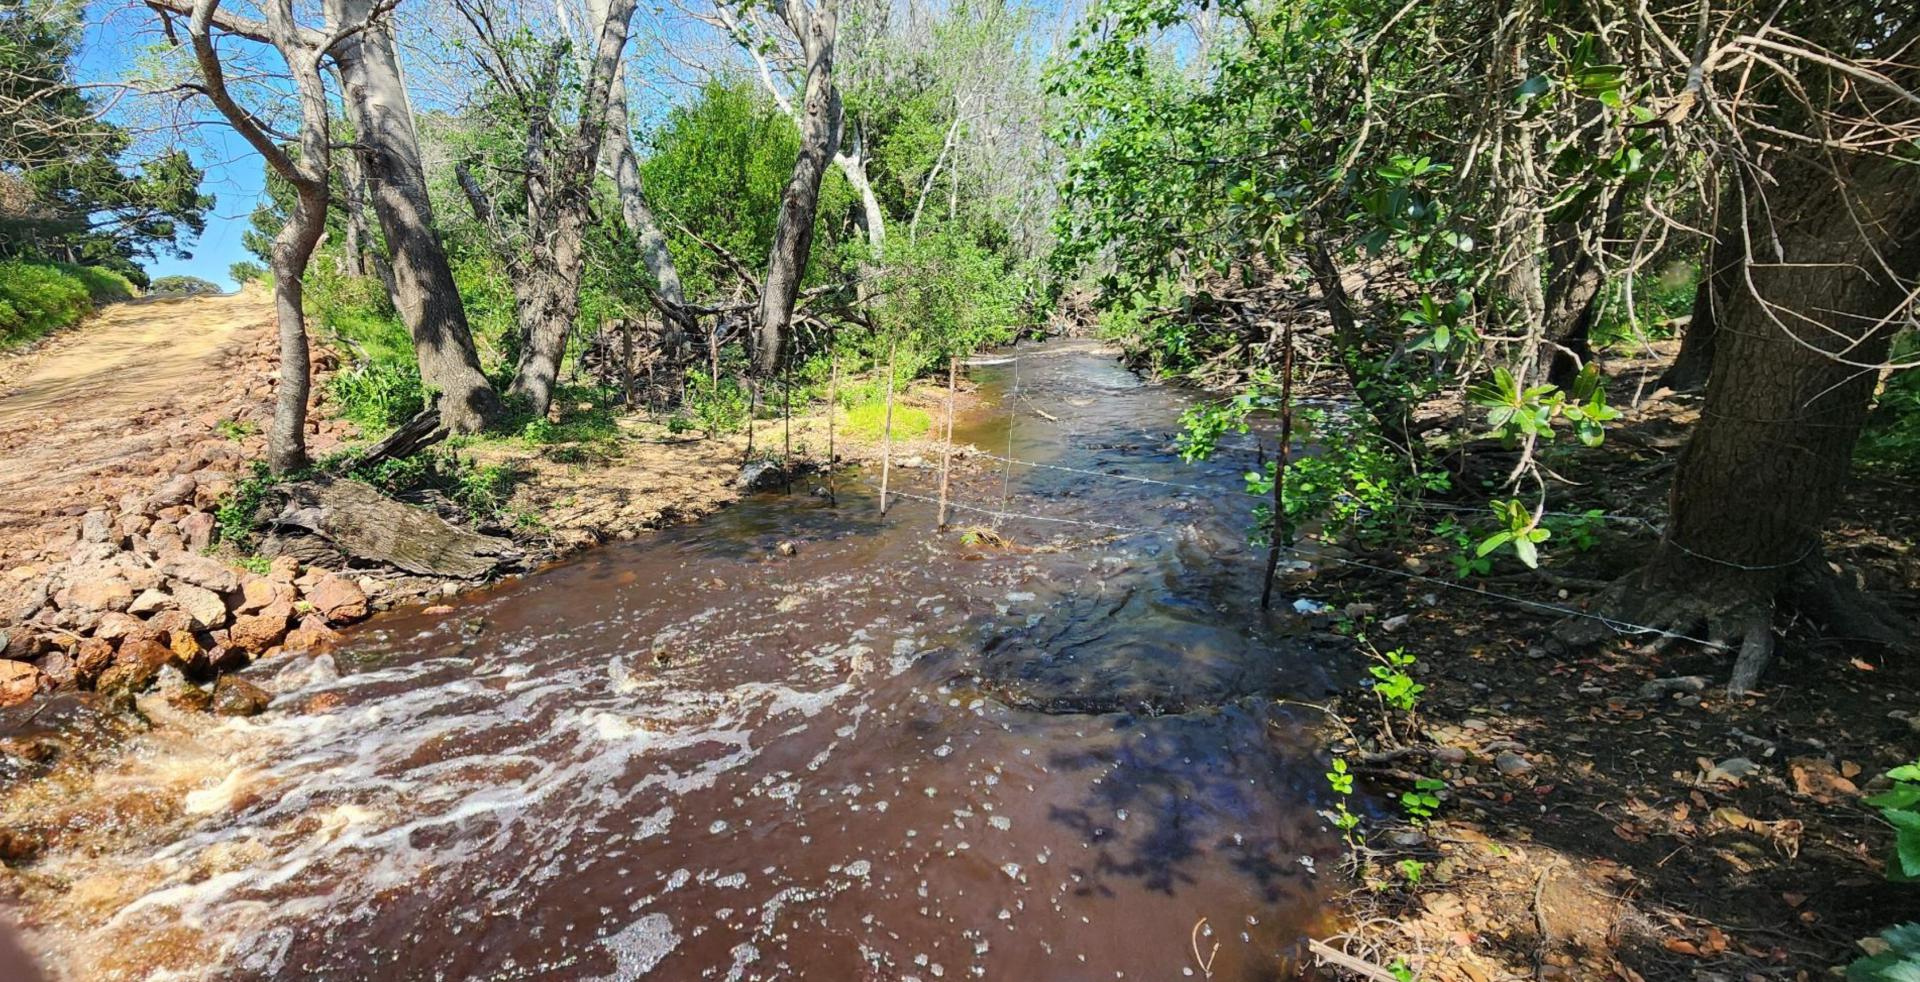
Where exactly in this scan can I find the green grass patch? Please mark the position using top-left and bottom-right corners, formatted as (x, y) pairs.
(841, 400), (931, 442)
(0, 261), (136, 349)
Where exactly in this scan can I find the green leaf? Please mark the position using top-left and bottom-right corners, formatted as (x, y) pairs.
(1888, 764), (1920, 782)
(1574, 65), (1626, 93)
(1865, 786), (1920, 810)
(1900, 827), (1920, 879)
(1514, 536), (1539, 568)
(1476, 531), (1513, 557)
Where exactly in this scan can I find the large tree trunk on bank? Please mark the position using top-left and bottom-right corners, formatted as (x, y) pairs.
(601, 67), (692, 356)
(1661, 199), (1745, 392)
(486, 0), (637, 420)
(328, 5), (499, 435)
(171, 0), (330, 475)
(1586, 150), (1920, 691)
(267, 183), (325, 475)
(754, 0), (843, 376)
(503, 244), (585, 420)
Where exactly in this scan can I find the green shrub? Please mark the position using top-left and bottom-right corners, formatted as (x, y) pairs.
(54, 263), (137, 303)
(1224, 409), (1450, 548)
(1860, 355), (1920, 473)
(229, 261), (267, 284)
(676, 369), (752, 435)
(0, 261), (131, 348)
(148, 274), (222, 296)
(329, 357), (427, 432)
(214, 461), (281, 547)
(304, 266), (427, 434)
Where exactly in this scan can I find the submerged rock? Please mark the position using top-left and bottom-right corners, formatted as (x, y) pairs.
(735, 460), (787, 492)
(0, 660), (41, 708)
(211, 675), (272, 716)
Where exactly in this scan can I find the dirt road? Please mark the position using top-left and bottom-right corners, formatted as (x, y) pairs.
(0, 291), (282, 568)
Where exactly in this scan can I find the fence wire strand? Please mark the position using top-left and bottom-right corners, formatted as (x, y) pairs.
(841, 351), (1725, 651)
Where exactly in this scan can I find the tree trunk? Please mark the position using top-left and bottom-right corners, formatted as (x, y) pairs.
(754, 0), (843, 376)
(172, 0), (329, 475)
(270, 477), (520, 578)
(493, 0), (637, 420)
(601, 67), (692, 354)
(335, 136), (396, 295)
(1305, 240), (1412, 450)
(1600, 149), (1920, 686)
(1661, 199), (1744, 392)
(328, 4), (499, 434)
(1539, 187), (1624, 388)
(837, 122), (884, 256)
(504, 254), (581, 419)
(267, 183), (325, 474)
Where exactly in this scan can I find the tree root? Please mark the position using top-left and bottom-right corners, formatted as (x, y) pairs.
(1551, 556), (1912, 697)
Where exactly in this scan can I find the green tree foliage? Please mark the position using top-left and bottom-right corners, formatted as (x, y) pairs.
(640, 80), (853, 297)
(1, 1), (211, 282)
(147, 274), (222, 296)
(1047, 0), (1700, 565)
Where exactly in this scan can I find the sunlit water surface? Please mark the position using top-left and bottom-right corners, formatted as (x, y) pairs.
(4, 340), (1350, 980)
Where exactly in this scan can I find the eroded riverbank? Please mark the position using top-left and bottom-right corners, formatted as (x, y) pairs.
(1, 341), (1353, 979)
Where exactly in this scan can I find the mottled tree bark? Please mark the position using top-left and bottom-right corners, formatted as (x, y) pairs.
(170, 0), (331, 474)
(601, 64), (692, 354)
(328, 3), (500, 434)
(1588, 148), (1920, 692)
(1640, 153), (1919, 599)
(754, 0), (843, 375)
(459, 0), (638, 420)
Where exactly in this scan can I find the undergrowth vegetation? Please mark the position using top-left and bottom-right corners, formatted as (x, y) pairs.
(0, 260), (136, 348)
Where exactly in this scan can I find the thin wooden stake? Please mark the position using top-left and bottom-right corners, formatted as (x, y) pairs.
(995, 355), (1019, 528)
(744, 375), (758, 463)
(879, 337), (897, 515)
(782, 355), (793, 493)
(1261, 320), (1297, 610)
(620, 318), (634, 408)
(937, 355), (957, 527)
(826, 351), (838, 505)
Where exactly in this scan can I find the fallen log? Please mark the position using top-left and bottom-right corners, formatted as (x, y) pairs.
(356, 409), (448, 472)
(269, 477), (520, 579)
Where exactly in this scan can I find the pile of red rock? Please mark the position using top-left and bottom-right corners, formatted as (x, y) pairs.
(0, 493), (373, 712)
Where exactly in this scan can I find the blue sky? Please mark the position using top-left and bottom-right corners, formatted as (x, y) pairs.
(79, 3), (266, 290)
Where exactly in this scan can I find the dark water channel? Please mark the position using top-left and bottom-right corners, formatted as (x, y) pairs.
(14, 340), (1350, 980)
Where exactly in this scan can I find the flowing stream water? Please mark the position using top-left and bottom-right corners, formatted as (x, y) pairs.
(2, 340), (1351, 980)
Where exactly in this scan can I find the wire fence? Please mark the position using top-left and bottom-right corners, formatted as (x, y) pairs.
(848, 351), (1722, 650)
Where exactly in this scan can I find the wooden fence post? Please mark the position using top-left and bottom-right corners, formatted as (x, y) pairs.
(879, 337), (897, 515)
(1261, 320), (1297, 610)
(826, 352), (838, 504)
(782, 357), (793, 492)
(937, 355), (957, 527)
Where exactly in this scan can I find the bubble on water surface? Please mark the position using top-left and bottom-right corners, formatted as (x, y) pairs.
(595, 912), (678, 979)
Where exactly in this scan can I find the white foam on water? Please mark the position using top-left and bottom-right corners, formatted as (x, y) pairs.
(595, 912), (679, 980)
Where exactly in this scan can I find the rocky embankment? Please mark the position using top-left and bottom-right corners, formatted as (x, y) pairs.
(0, 292), (367, 714)
(0, 528), (364, 714)
(0, 289), (979, 716)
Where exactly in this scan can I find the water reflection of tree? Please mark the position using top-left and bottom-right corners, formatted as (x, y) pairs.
(1041, 703), (1334, 903)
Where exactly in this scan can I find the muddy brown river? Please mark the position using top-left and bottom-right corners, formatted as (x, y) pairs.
(2, 341), (1353, 980)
